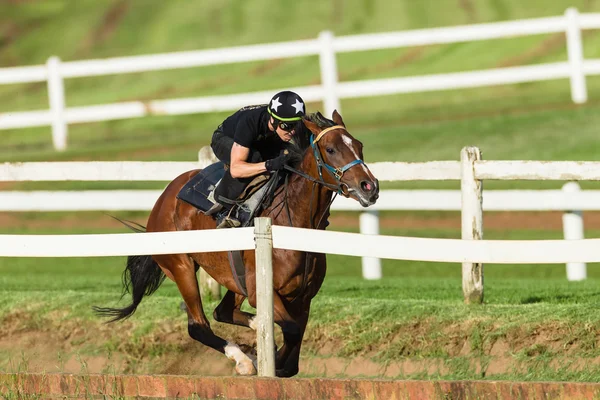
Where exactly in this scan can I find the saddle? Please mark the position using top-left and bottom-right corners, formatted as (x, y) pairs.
(176, 161), (277, 222)
(176, 161), (226, 213)
(176, 161), (282, 297)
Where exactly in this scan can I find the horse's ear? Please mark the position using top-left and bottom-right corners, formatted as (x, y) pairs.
(302, 118), (321, 134)
(332, 110), (346, 127)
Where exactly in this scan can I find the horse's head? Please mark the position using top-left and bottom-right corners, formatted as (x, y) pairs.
(302, 110), (379, 207)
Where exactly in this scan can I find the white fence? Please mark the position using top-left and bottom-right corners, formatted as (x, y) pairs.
(1, 147), (599, 284)
(4, 217), (600, 376)
(1, 8), (600, 150)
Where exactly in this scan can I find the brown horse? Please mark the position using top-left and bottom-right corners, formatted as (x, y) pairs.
(94, 110), (379, 377)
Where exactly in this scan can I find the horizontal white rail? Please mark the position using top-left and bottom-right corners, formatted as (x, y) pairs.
(0, 161), (455, 182)
(5, 161), (600, 182)
(60, 40), (322, 79)
(0, 228), (255, 257)
(0, 87), (326, 129)
(273, 225), (600, 264)
(475, 161), (600, 180)
(4, 189), (600, 212)
(0, 65), (48, 85)
(336, 62), (571, 98)
(1, 225), (599, 264)
(0, 190), (161, 211)
(0, 161), (202, 181)
(333, 17), (568, 52)
(271, 226), (600, 264)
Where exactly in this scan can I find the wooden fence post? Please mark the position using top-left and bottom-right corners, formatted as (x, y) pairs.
(47, 56), (67, 151)
(562, 181), (587, 281)
(360, 210), (382, 279)
(461, 147), (484, 304)
(197, 146), (222, 300)
(565, 7), (587, 104)
(318, 31), (341, 116)
(254, 217), (275, 377)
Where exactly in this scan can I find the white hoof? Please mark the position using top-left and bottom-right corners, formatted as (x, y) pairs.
(225, 342), (257, 376)
(235, 359), (257, 376)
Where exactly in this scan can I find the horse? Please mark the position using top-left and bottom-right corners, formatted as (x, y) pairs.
(94, 110), (379, 377)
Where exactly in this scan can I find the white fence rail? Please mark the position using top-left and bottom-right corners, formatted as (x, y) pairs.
(1, 8), (599, 150)
(4, 187), (599, 212)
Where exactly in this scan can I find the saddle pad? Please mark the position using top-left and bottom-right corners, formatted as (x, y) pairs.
(176, 161), (225, 213)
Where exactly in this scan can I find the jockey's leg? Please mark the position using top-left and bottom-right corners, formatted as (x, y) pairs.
(213, 150), (263, 228)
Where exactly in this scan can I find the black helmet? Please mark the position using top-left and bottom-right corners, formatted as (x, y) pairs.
(267, 91), (305, 122)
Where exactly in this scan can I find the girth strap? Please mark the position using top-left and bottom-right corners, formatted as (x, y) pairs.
(227, 250), (248, 296)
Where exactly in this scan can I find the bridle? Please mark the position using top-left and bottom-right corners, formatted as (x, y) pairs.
(283, 125), (365, 196)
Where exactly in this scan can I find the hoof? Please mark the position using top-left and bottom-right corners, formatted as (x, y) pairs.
(235, 359), (257, 375)
(225, 342), (257, 376)
(276, 368), (299, 378)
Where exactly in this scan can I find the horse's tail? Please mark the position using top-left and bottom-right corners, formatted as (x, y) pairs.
(93, 254), (166, 323)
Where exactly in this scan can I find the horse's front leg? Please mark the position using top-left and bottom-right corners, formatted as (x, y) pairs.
(155, 254), (256, 376)
(272, 294), (310, 378)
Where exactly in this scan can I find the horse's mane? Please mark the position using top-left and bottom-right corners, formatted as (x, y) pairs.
(283, 112), (335, 167)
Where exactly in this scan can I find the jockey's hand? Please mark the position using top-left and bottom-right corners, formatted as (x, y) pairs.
(265, 150), (297, 172)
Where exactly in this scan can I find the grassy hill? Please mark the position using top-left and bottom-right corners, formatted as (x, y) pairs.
(2, 0), (600, 167)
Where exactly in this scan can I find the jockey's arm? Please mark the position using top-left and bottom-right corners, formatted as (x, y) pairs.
(229, 142), (267, 178)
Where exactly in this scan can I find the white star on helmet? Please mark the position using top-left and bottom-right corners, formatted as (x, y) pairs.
(270, 97), (282, 112)
(292, 99), (304, 114)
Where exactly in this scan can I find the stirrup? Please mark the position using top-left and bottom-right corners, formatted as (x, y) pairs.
(215, 205), (251, 229)
(216, 214), (241, 229)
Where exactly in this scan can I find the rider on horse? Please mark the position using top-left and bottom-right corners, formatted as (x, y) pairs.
(208, 90), (307, 228)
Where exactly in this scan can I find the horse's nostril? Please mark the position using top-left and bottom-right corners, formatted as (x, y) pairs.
(360, 181), (377, 193)
(361, 180), (374, 193)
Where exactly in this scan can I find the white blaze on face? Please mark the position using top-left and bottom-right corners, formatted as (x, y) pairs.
(342, 134), (369, 174)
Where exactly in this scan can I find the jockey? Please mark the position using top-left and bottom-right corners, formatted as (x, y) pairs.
(208, 90), (306, 228)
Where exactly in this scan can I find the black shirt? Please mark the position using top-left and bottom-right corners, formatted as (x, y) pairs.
(220, 104), (277, 148)
(217, 104), (308, 161)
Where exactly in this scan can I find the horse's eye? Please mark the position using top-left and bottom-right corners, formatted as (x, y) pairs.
(326, 148), (334, 154)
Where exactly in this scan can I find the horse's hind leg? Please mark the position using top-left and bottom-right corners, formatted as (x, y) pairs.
(213, 290), (257, 329)
(154, 254), (256, 375)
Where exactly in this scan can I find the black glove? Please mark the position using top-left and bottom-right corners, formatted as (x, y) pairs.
(265, 152), (291, 172)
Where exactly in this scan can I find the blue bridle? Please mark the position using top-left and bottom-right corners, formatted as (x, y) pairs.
(310, 125), (365, 191)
